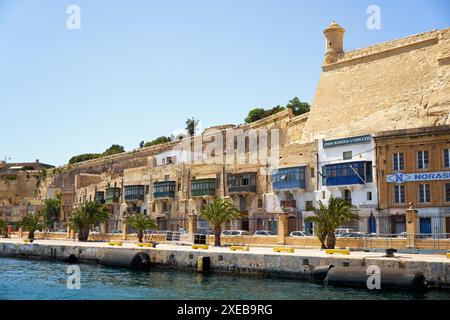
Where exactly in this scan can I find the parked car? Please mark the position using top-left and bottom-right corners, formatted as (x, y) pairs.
(221, 230), (233, 236)
(335, 228), (357, 237)
(254, 230), (276, 236)
(290, 231), (312, 237)
(339, 232), (369, 238)
(197, 230), (214, 235)
(231, 230), (250, 236)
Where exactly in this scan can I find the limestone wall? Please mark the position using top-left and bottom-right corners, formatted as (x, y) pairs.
(303, 27), (450, 142)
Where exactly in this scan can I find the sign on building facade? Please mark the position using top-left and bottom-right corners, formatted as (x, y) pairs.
(323, 135), (372, 148)
(387, 171), (450, 183)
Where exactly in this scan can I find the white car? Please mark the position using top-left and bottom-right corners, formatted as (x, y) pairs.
(254, 230), (276, 236)
(290, 231), (312, 237)
(222, 230), (250, 236)
(335, 228), (357, 237)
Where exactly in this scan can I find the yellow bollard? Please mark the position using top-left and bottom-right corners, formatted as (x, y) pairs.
(273, 247), (294, 253)
(230, 246), (249, 251)
(192, 244), (209, 250)
(326, 249), (350, 255)
(136, 243), (153, 247)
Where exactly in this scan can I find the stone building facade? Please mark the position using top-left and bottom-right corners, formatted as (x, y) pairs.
(375, 125), (450, 235)
(3, 22), (449, 236)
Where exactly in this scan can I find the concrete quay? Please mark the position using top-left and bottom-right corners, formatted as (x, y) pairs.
(0, 238), (449, 289)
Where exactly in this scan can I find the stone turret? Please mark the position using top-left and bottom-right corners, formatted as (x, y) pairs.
(323, 21), (345, 64)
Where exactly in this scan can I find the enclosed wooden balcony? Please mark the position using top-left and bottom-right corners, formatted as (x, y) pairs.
(191, 178), (216, 197)
(154, 181), (176, 199)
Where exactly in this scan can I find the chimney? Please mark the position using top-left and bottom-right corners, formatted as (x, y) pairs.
(323, 21), (345, 64)
(35, 159), (40, 164)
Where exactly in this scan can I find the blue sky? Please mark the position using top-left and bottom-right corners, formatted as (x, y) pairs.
(1, 0), (449, 166)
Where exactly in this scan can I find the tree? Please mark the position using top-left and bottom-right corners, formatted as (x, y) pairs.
(186, 117), (199, 136)
(68, 201), (110, 242)
(128, 213), (158, 243)
(0, 220), (8, 237)
(19, 213), (45, 241)
(286, 97), (310, 116)
(305, 196), (358, 249)
(245, 108), (266, 123)
(144, 136), (172, 148)
(42, 194), (61, 229)
(200, 197), (240, 247)
(102, 144), (125, 157)
(69, 153), (101, 164)
(245, 106), (286, 123)
(139, 141), (145, 148)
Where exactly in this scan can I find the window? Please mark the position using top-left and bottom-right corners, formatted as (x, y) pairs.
(444, 149), (449, 168)
(367, 192), (372, 201)
(343, 151), (352, 160)
(310, 167), (315, 178)
(394, 185), (405, 204)
(419, 184), (431, 203)
(417, 150), (429, 170)
(393, 153), (404, 171)
(343, 190), (352, 202)
(445, 183), (450, 202)
(258, 198), (263, 208)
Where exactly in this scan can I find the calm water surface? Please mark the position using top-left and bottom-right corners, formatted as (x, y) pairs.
(0, 257), (449, 300)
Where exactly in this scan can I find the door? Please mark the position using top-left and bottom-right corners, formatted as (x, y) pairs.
(446, 217), (450, 238)
(391, 215), (406, 234)
(305, 222), (313, 235)
(368, 214), (377, 234)
(241, 218), (249, 231)
(419, 217), (432, 234)
(288, 216), (297, 234)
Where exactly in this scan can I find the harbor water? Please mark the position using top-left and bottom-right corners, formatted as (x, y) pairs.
(0, 257), (449, 300)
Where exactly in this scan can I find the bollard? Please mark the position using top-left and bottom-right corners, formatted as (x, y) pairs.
(197, 256), (211, 274)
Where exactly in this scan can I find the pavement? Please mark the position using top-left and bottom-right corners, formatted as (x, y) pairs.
(1, 238), (449, 264)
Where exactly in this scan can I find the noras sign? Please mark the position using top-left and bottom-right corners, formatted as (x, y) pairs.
(387, 171), (450, 183)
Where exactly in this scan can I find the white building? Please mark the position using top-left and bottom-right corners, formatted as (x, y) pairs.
(316, 135), (379, 233)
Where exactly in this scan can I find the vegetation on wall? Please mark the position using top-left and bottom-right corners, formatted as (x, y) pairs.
(143, 136), (172, 148)
(68, 144), (125, 164)
(245, 97), (310, 123)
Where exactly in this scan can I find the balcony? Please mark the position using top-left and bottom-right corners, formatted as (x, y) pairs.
(272, 166), (306, 191)
(94, 191), (105, 204)
(227, 172), (257, 194)
(105, 187), (121, 204)
(280, 200), (296, 208)
(124, 185), (145, 201)
(154, 181), (176, 199)
(191, 178), (216, 197)
(322, 161), (373, 187)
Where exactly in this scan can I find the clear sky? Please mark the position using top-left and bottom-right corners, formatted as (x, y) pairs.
(1, 0), (449, 166)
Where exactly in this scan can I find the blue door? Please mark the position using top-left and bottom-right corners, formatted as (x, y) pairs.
(368, 215), (377, 234)
(305, 222), (313, 235)
(419, 218), (432, 234)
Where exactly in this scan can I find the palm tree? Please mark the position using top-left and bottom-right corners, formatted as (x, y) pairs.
(200, 197), (240, 247)
(0, 219), (8, 237)
(19, 213), (44, 241)
(305, 196), (359, 249)
(69, 201), (110, 242)
(128, 213), (158, 243)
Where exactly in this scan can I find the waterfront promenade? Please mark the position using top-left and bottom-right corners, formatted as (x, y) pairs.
(1, 238), (449, 289)
(0, 238), (448, 263)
